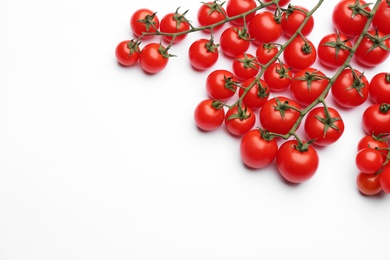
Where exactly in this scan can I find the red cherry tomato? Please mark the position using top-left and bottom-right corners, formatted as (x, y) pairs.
(355, 30), (390, 67)
(281, 5), (314, 37)
(219, 26), (251, 58)
(238, 78), (270, 110)
(188, 39), (219, 71)
(256, 43), (278, 65)
(197, 1), (227, 31)
(139, 43), (169, 74)
(357, 135), (389, 161)
(226, 0), (257, 26)
(362, 103), (390, 136)
(232, 53), (260, 81)
(372, 0), (390, 35)
(225, 104), (256, 136)
(356, 147), (384, 174)
(248, 11), (282, 45)
(194, 99), (225, 131)
(263, 0), (291, 10)
(130, 9), (159, 38)
(159, 10), (190, 43)
(115, 40), (140, 66)
(283, 36), (316, 72)
(317, 33), (352, 69)
(369, 72), (390, 104)
(263, 62), (292, 92)
(356, 172), (382, 196)
(206, 69), (238, 101)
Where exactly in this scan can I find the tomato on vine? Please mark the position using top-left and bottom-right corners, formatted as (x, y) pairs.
(232, 53), (260, 81)
(248, 11), (282, 45)
(115, 40), (140, 66)
(226, 0), (257, 26)
(225, 104), (256, 136)
(130, 9), (159, 38)
(357, 134), (389, 161)
(372, 0), (390, 35)
(263, 0), (290, 10)
(362, 103), (390, 136)
(256, 43), (278, 65)
(160, 9), (190, 44)
(194, 99), (225, 131)
(356, 172), (382, 196)
(356, 147), (384, 174)
(263, 62), (292, 92)
(139, 43), (170, 74)
(240, 128), (278, 169)
(283, 36), (316, 71)
(317, 33), (352, 69)
(238, 78), (270, 110)
(219, 26), (251, 58)
(188, 38), (219, 70)
(281, 5), (314, 38)
(197, 1), (227, 31)
(355, 30), (390, 67)
(206, 69), (238, 101)
(369, 72), (390, 104)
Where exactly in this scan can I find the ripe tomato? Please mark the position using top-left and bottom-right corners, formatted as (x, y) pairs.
(130, 9), (159, 38)
(248, 11), (282, 45)
(355, 147), (384, 174)
(380, 167), (390, 194)
(232, 53), (260, 81)
(238, 78), (270, 110)
(355, 30), (390, 67)
(159, 10), (190, 43)
(263, 0), (290, 10)
(283, 36), (316, 71)
(197, 1), (227, 31)
(225, 104), (256, 136)
(205, 69), (238, 101)
(263, 62), (292, 92)
(317, 33), (352, 69)
(372, 0), (390, 35)
(331, 68), (369, 108)
(332, 0), (371, 37)
(219, 26), (250, 58)
(281, 5), (314, 38)
(240, 129), (278, 169)
(226, 0), (257, 26)
(139, 43), (169, 74)
(194, 99), (225, 131)
(188, 38), (219, 70)
(276, 140), (319, 183)
(357, 135), (389, 161)
(362, 103), (390, 136)
(369, 72), (390, 104)
(115, 40), (140, 66)
(304, 106), (345, 146)
(259, 96), (301, 135)
(290, 68), (329, 106)
(256, 43), (278, 65)
(356, 172), (382, 196)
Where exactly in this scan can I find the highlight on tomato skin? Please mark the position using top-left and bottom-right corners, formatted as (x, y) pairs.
(356, 172), (382, 196)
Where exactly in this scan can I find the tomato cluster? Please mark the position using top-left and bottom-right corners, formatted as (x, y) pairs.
(116, 0), (390, 191)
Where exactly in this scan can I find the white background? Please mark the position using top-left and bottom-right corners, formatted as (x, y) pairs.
(1, 0), (389, 259)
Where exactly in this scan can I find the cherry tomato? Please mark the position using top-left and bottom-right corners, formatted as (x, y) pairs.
(290, 68), (329, 107)
(276, 140), (319, 183)
(226, 0), (257, 26)
(225, 104), (256, 136)
(369, 72), (390, 104)
(356, 172), (382, 196)
(304, 106), (345, 146)
(206, 69), (238, 101)
(248, 11), (282, 45)
(357, 135), (389, 161)
(372, 0), (390, 35)
(256, 43), (278, 65)
(139, 43), (169, 74)
(356, 148), (384, 174)
(219, 26), (251, 58)
(263, 0), (290, 10)
(263, 62), (292, 92)
(380, 167), (390, 194)
(283, 36), (316, 72)
(188, 38), (219, 71)
(281, 5), (314, 38)
(259, 96), (301, 135)
(197, 1), (227, 31)
(115, 40), (140, 66)
(355, 30), (390, 67)
(194, 99), (225, 131)
(362, 103), (390, 136)
(130, 9), (159, 38)
(238, 78), (270, 110)
(232, 53), (260, 81)
(159, 10), (190, 43)
(331, 68), (369, 108)
(240, 129), (278, 169)
(332, 0), (371, 37)
(317, 33), (352, 69)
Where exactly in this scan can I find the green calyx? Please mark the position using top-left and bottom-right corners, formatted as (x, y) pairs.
(322, 33), (351, 60)
(138, 12), (158, 32)
(126, 40), (141, 55)
(228, 104), (251, 121)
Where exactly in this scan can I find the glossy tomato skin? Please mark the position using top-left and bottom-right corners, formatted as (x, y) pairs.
(331, 69), (369, 108)
(355, 148), (384, 174)
(356, 172), (382, 196)
(226, 0), (257, 26)
(362, 104), (390, 136)
(240, 129), (278, 168)
(283, 36), (316, 72)
(159, 12), (190, 43)
(276, 140), (319, 183)
(248, 11), (282, 45)
(139, 43), (169, 74)
(197, 2), (227, 31)
(259, 96), (301, 135)
(332, 0), (371, 37)
(358, 135), (389, 151)
(281, 6), (314, 37)
(256, 43), (278, 65)
(130, 9), (159, 38)
(369, 73), (390, 104)
(263, 62), (292, 92)
(238, 78), (270, 110)
(206, 69), (238, 101)
(188, 39), (219, 70)
(290, 68), (329, 107)
(380, 167), (390, 194)
(304, 107), (345, 146)
(220, 26), (250, 58)
(225, 105), (256, 136)
(232, 53), (260, 81)
(372, 0), (390, 35)
(355, 30), (390, 67)
(194, 99), (225, 131)
(317, 33), (352, 69)
(115, 40), (140, 66)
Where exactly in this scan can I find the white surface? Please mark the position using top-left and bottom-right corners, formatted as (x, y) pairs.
(0, 0), (389, 259)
